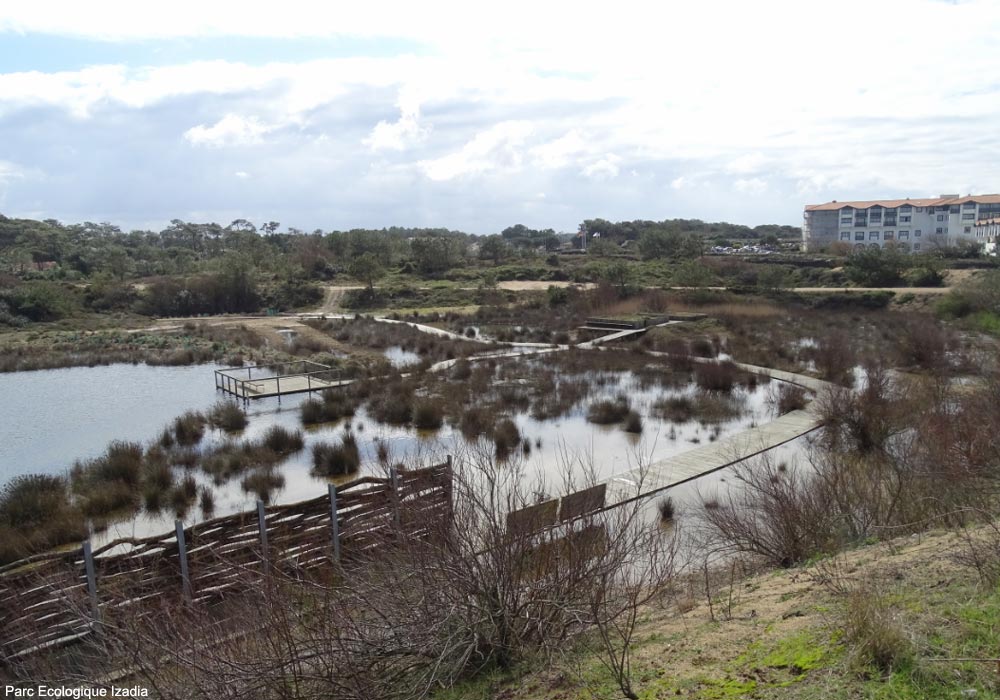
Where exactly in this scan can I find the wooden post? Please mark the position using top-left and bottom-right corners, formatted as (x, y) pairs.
(328, 484), (341, 564)
(276, 374), (281, 402)
(308, 373), (312, 391)
(82, 540), (100, 623)
(257, 500), (269, 570)
(390, 466), (401, 528)
(175, 519), (192, 602)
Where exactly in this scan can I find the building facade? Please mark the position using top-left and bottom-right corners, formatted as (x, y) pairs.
(802, 194), (1000, 253)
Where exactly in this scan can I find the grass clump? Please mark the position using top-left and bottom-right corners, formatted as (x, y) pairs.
(261, 426), (305, 455)
(413, 399), (444, 430)
(70, 440), (145, 518)
(207, 401), (247, 431)
(842, 585), (912, 673)
(0, 474), (86, 565)
(492, 418), (521, 460)
(241, 469), (285, 503)
(694, 360), (740, 392)
(587, 395), (632, 424)
(173, 411), (207, 446)
(301, 389), (357, 426)
(622, 410), (643, 434)
(312, 434), (361, 477)
(771, 383), (808, 415)
(657, 496), (675, 523)
(655, 396), (695, 422)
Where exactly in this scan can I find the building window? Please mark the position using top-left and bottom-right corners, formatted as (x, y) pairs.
(950, 205), (960, 214)
(937, 214), (946, 221)
(914, 230), (922, 237)
(841, 232), (851, 240)
(869, 231), (880, 240)
(841, 217), (852, 225)
(900, 215), (911, 222)
(914, 243), (921, 251)
(938, 206), (950, 213)
(963, 213), (975, 220)
(898, 231), (909, 240)
(964, 226), (972, 234)
(884, 231), (894, 240)
(936, 227), (944, 234)
(963, 202), (976, 209)
(915, 207), (924, 212)
(855, 232), (865, 241)
(900, 205), (912, 212)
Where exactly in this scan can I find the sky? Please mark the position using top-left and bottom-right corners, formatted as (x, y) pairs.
(0, 0), (998, 234)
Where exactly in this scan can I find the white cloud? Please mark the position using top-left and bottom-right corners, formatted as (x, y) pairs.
(582, 154), (621, 180)
(2, 0), (1000, 229)
(419, 121), (533, 181)
(530, 129), (588, 169)
(363, 91), (430, 151)
(734, 177), (768, 194)
(234, 171), (250, 179)
(725, 152), (769, 175)
(184, 114), (275, 147)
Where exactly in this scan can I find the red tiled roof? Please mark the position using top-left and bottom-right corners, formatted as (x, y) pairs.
(805, 194), (1000, 212)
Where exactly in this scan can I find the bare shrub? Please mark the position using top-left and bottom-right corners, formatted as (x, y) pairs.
(695, 454), (837, 568)
(816, 363), (909, 454)
(814, 331), (855, 386)
(63, 447), (677, 700)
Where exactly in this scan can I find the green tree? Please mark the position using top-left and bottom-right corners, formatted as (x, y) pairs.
(478, 235), (510, 266)
(348, 253), (385, 294)
(844, 248), (906, 287)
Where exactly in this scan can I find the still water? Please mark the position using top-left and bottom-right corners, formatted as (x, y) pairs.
(0, 359), (793, 545)
(0, 363), (228, 482)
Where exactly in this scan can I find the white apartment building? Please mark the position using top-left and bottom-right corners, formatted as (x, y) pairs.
(802, 194), (1000, 253)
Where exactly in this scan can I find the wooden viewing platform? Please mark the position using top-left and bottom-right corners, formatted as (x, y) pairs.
(215, 360), (349, 400)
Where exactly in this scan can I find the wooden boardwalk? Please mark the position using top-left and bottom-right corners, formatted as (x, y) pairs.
(605, 360), (832, 505)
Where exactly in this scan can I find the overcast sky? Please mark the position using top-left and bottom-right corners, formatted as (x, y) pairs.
(0, 0), (998, 234)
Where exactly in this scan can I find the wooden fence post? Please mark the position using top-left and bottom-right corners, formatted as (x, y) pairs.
(328, 484), (341, 564)
(390, 466), (401, 528)
(175, 519), (192, 603)
(257, 500), (269, 571)
(81, 540), (100, 624)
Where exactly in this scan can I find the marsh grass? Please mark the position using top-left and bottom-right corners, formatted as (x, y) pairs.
(622, 410), (643, 434)
(261, 426), (305, 455)
(207, 401), (248, 431)
(413, 399), (445, 430)
(492, 418), (521, 460)
(312, 434), (361, 477)
(587, 395), (632, 424)
(241, 468), (285, 502)
(173, 411), (207, 446)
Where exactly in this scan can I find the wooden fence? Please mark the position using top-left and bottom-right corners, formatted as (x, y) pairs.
(0, 459), (453, 664)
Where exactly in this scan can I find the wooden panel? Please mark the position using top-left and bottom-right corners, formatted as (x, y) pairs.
(559, 484), (607, 522)
(507, 499), (559, 537)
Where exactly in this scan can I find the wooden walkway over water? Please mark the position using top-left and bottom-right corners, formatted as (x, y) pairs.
(605, 360), (831, 505)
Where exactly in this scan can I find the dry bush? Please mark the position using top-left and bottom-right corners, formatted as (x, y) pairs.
(695, 453), (838, 568)
(53, 447), (677, 700)
(693, 360), (740, 392)
(813, 330), (856, 385)
(769, 383), (808, 415)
